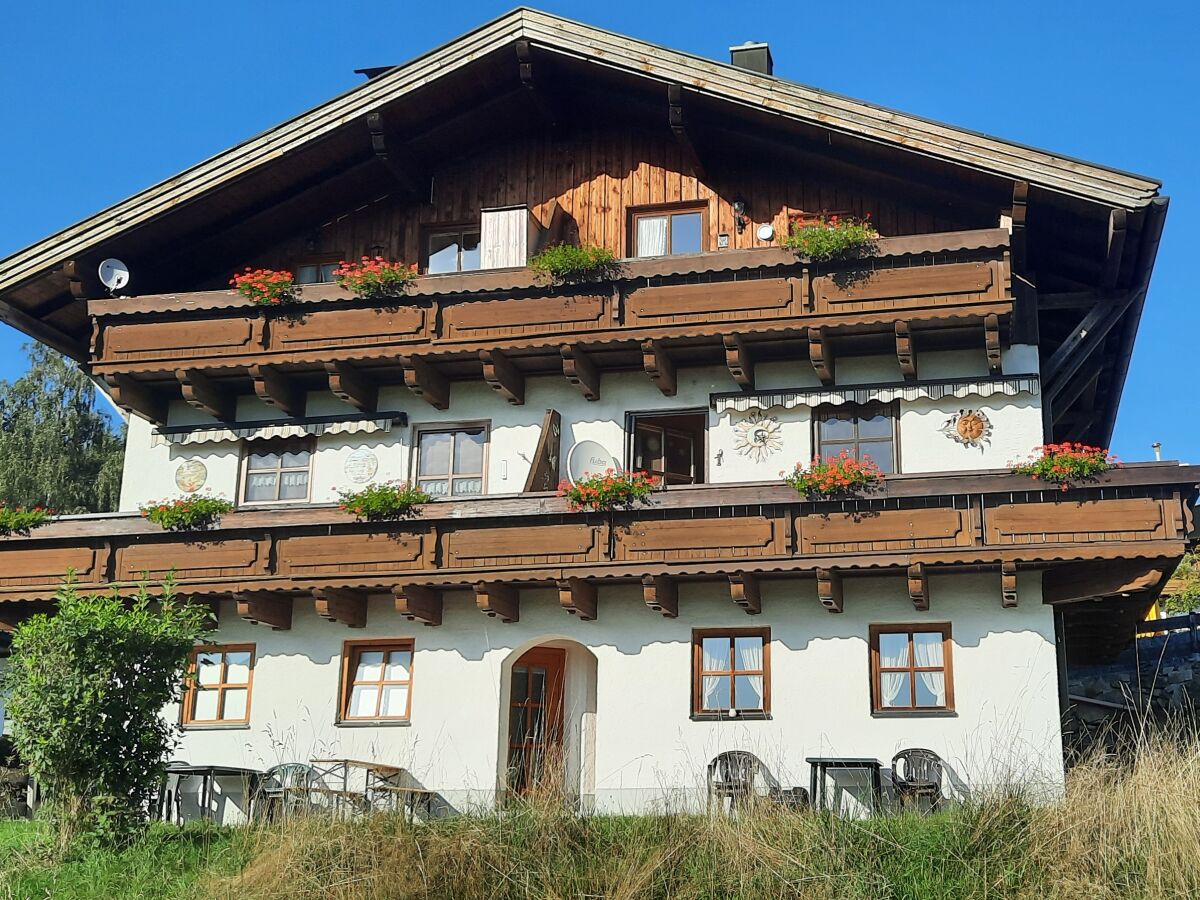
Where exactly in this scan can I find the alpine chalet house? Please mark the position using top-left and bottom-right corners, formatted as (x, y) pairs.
(0, 10), (1192, 816)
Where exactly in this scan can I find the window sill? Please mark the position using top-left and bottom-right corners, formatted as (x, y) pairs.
(334, 720), (412, 728)
(182, 723), (252, 731)
(690, 712), (772, 722)
(871, 709), (957, 719)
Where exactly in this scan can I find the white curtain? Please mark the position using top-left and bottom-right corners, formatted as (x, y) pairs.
(702, 640), (726, 709)
(736, 638), (764, 709)
(913, 633), (946, 706)
(880, 636), (908, 708)
(636, 216), (668, 257)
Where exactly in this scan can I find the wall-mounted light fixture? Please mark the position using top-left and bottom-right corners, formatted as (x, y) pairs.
(732, 197), (749, 234)
(367, 242), (386, 258)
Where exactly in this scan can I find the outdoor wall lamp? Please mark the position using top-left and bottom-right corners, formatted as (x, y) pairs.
(732, 197), (749, 234)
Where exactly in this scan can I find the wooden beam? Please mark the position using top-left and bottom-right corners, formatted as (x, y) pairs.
(313, 587), (367, 628)
(817, 569), (843, 613)
(104, 374), (167, 423)
(1052, 368), (1101, 425)
(984, 313), (1002, 376)
(561, 344), (600, 401)
(176, 368), (235, 421)
(642, 340), (676, 396)
(642, 575), (678, 618)
(1001, 561), (1018, 608)
(728, 572), (761, 615)
(515, 39), (558, 129)
(1043, 294), (1133, 398)
(1043, 559), (1169, 605)
(907, 563), (929, 611)
(474, 581), (518, 623)
(667, 83), (706, 181)
(365, 111), (426, 196)
(400, 355), (450, 410)
(250, 364), (304, 417)
(480, 349), (525, 405)
(895, 320), (916, 381)
(1101, 208), (1127, 291)
(1009, 181), (1029, 274)
(557, 577), (597, 620)
(808, 327), (834, 385)
(522, 409), (562, 492)
(235, 593), (292, 630)
(394, 585), (442, 627)
(325, 360), (378, 413)
(723, 334), (754, 389)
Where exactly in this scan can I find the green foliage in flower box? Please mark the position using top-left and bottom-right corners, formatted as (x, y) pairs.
(557, 469), (660, 512)
(782, 453), (885, 500)
(139, 495), (234, 531)
(0, 505), (54, 537)
(781, 214), (879, 262)
(529, 244), (619, 283)
(337, 482), (433, 522)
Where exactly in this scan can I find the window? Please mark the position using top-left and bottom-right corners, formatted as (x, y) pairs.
(295, 262), (339, 284)
(241, 440), (313, 504)
(630, 411), (706, 485)
(869, 624), (954, 713)
(340, 641), (414, 722)
(692, 629), (770, 718)
(184, 645), (254, 725)
(816, 403), (897, 474)
(427, 228), (481, 274)
(632, 205), (706, 257)
(415, 426), (487, 497)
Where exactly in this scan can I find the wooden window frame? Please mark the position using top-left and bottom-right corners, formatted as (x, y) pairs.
(629, 201), (709, 258)
(691, 627), (771, 721)
(626, 408), (708, 485)
(813, 401), (900, 474)
(239, 438), (315, 506)
(868, 623), (955, 715)
(410, 421), (490, 498)
(338, 639), (415, 724)
(183, 643), (255, 727)
(422, 223), (482, 275)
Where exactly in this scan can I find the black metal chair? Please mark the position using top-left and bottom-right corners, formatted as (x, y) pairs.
(706, 751), (807, 814)
(891, 748), (944, 812)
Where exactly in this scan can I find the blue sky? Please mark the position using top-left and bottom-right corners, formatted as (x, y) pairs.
(2, 1), (1196, 461)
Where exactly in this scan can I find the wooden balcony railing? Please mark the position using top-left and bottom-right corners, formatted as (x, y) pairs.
(0, 464), (1192, 630)
(88, 229), (1013, 424)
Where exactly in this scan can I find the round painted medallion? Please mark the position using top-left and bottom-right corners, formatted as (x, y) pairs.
(344, 448), (380, 484)
(174, 459), (208, 493)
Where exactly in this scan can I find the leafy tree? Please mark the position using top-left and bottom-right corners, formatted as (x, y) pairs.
(0, 343), (124, 513)
(1, 578), (209, 854)
(1163, 551), (1200, 615)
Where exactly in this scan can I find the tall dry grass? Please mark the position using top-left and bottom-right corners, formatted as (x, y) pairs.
(212, 736), (1200, 900)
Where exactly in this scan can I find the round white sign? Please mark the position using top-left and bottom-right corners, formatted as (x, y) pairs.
(344, 448), (379, 484)
(174, 459), (208, 493)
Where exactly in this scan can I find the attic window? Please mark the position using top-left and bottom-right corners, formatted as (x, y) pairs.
(427, 228), (481, 274)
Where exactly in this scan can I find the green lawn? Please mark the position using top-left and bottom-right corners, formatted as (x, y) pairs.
(0, 820), (243, 900)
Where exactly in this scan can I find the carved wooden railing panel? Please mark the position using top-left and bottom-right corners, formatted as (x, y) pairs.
(270, 306), (429, 352)
(798, 507), (978, 555)
(612, 515), (788, 563)
(439, 294), (612, 343)
(984, 497), (1170, 545)
(114, 538), (270, 582)
(625, 277), (803, 327)
(811, 259), (1010, 315)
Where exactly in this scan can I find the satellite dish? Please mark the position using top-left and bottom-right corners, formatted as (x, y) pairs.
(98, 258), (130, 292)
(756, 222), (775, 242)
(566, 440), (620, 485)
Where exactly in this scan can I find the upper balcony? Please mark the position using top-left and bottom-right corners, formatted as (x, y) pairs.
(88, 229), (1013, 425)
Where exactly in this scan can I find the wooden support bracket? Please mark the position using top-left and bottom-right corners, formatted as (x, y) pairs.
(723, 334), (754, 390)
(895, 320), (916, 381)
(817, 569), (843, 613)
(515, 39), (558, 128)
(667, 83), (706, 180)
(728, 572), (762, 615)
(808, 327), (834, 385)
(325, 360), (378, 413)
(250, 364), (304, 417)
(104, 374), (167, 424)
(474, 582), (519, 623)
(642, 575), (678, 618)
(557, 577), (598, 620)
(365, 111), (426, 196)
(400, 355), (450, 410)
(313, 587), (368, 628)
(1001, 561), (1019, 608)
(235, 592), (292, 630)
(561, 344), (600, 401)
(1102, 208), (1127, 291)
(642, 340), (677, 396)
(177, 368), (235, 421)
(908, 563), (929, 611)
(480, 349), (525, 405)
(394, 585), (443, 627)
(984, 314), (1002, 376)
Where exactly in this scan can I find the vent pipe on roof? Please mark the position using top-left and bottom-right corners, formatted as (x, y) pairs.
(729, 42), (773, 76)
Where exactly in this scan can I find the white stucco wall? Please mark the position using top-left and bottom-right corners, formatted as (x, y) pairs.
(118, 348), (1045, 511)
(172, 571), (1063, 817)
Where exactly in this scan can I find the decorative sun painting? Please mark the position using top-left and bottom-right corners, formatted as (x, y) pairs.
(733, 412), (783, 463)
(940, 409), (993, 450)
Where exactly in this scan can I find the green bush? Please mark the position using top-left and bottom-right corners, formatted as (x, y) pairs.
(782, 214), (879, 262)
(0, 503), (54, 537)
(139, 494), (234, 531)
(1, 579), (210, 855)
(529, 243), (619, 283)
(337, 482), (433, 522)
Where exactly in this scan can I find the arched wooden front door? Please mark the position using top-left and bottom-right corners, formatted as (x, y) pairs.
(506, 646), (566, 795)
